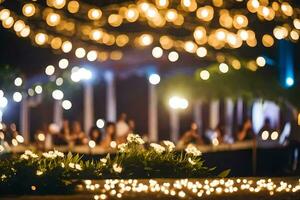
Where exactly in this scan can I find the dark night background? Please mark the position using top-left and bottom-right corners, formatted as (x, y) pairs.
(0, 0), (300, 141)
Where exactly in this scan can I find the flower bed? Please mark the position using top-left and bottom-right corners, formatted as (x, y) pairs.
(0, 134), (229, 195)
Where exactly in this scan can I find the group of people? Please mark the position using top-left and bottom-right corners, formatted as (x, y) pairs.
(1, 113), (299, 152)
(49, 113), (136, 148)
(177, 118), (279, 148)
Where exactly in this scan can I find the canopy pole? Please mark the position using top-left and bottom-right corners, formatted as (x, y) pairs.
(84, 82), (94, 134)
(105, 71), (117, 122)
(148, 82), (158, 142)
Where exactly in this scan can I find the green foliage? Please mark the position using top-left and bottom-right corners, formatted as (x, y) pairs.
(0, 135), (228, 195)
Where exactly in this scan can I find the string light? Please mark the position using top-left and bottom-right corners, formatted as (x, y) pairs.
(45, 65), (55, 76)
(58, 58), (69, 69)
(35, 85), (43, 94)
(61, 41), (72, 53)
(168, 51), (179, 62)
(87, 50), (98, 61)
(96, 119), (105, 129)
(62, 100), (72, 110)
(149, 74), (161, 85)
(35, 33), (48, 45)
(256, 56), (266, 67)
(75, 47), (86, 58)
(219, 63), (229, 73)
(52, 89), (64, 100)
(14, 77), (22, 86)
(13, 92), (22, 102)
(22, 3), (35, 17)
(200, 70), (210, 80)
(152, 47), (163, 58)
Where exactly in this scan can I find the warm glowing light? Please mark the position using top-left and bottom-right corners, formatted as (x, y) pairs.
(87, 50), (98, 61)
(108, 14), (122, 27)
(35, 33), (48, 45)
(37, 133), (45, 141)
(62, 100), (72, 110)
(13, 92), (22, 102)
(184, 41), (197, 53)
(0, 9), (10, 21)
(231, 59), (241, 70)
(22, 3), (36, 17)
(67, 1), (79, 13)
(156, 0), (169, 9)
(290, 30), (299, 41)
(16, 135), (24, 143)
(166, 9), (178, 22)
(219, 63), (229, 73)
(273, 26), (288, 40)
(75, 47), (86, 58)
(88, 140), (96, 148)
(262, 34), (274, 47)
(58, 58), (69, 69)
(256, 56), (266, 67)
(169, 96), (189, 109)
(53, 0), (66, 9)
(261, 130), (269, 140)
(35, 85), (43, 94)
(61, 41), (72, 53)
(271, 131), (278, 140)
(45, 65), (55, 76)
(96, 119), (105, 129)
(200, 70), (210, 80)
(14, 77), (23, 86)
(46, 13), (61, 26)
(196, 47), (207, 57)
(152, 47), (163, 58)
(88, 8), (102, 20)
(168, 51), (179, 62)
(20, 26), (30, 37)
(56, 77), (63, 86)
(126, 8), (139, 22)
(140, 34), (153, 46)
(13, 20), (25, 32)
(238, 29), (249, 41)
(196, 6), (214, 21)
(149, 74), (161, 85)
(2, 17), (14, 28)
(294, 19), (300, 30)
(52, 89), (64, 100)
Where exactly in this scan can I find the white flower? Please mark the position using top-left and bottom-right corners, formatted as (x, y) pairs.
(162, 140), (175, 152)
(117, 143), (128, 153)
(20, 154), (29, 160)
(150, 143), (165, 154)
(188, 157), (196, 165)
(42, 149), (64, 159)
(36, 170), (43, 176)
(185, 144), (202, 157)
(69, 162), (75, 168)
(20, 150), (38, 160)
(61, 163), (65, 168)
(126, 134), (145, 145)
(100, 158), (107, 164)
(75, 164), (82, 170)
(113, 163), (122, 173)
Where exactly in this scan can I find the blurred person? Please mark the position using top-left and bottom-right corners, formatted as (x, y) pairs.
(236, 119), (255, 141)
(128, 119), (136, 133)
(89, 126), (102, 144)
(116, 113), (129, 143)
(177, 122), (203, 148)
(53, 119), (69, 145)
(66, 121), (88, 146)
(100, 122), (116, 149)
